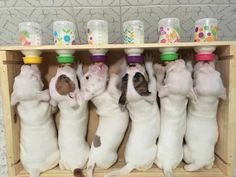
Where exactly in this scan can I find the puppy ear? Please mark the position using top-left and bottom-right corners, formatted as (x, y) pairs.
(119, 74), (128, 110)
(37, 90), (50, 102)
(11, 92), (19, 106)
(188, 88), (198, 102)
(76, 63), (84, 81)
(209, 61), (216, 69)
(219, 87), (227, 100)
(158, 85), (169, 98)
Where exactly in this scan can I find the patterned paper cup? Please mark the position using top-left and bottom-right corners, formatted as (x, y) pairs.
(158, 18), (181, 43)
(53, 21), (76, 46)
(194, 18), (218, 42)
(123, 20), (144, 44)
(19, 22), (42, 46)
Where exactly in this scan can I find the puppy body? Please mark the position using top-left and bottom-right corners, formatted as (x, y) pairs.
(11, 65), (59, 177)
(105, 58), (160, 177)
(155, 60), (193, 177)
(79, 63), (129, 177)
(183, 62), (226, 171)
(49, 66), (89, 172)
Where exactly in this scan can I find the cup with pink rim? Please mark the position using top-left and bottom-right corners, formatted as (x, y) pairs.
(194, 18), (218, 62)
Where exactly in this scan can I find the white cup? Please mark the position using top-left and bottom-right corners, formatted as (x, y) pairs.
(87, 20), (108, 45)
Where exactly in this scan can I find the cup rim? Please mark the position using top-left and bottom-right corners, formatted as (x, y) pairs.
(123, 20), (144, 26)
(87, 19), (108, 25)
(195, 18), (218, 25)
(53, 21), (75, 26)
(158, 17), (180, 26)
(19, 22), (41, 28)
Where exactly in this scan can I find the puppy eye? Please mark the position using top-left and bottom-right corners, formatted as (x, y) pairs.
(86, 76), (89, 80)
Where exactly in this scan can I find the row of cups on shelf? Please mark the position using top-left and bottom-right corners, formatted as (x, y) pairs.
(19, 18), (218, 47)
(19, 18), (218, 64)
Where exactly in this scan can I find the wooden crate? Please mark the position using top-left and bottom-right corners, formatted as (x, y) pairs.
(0, 42), (236, 177)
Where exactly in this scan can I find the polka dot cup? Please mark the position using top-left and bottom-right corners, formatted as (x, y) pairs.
(194, 18), (218, 42)
(158, 18), (180, 43)
(53, 21), (76, 46)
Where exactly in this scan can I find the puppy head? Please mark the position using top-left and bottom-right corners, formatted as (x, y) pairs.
(56, 74), (75, 95)
(81, 63), (108, 100)
(119, 63), (150, 106)
(48, 66), (80, 108)
(11, 65), (43, 105)
(194, 62), (226, 99)
(194, 61), (215, 74)
(165, 59), (185, 74)
(164, 60), (194, 97)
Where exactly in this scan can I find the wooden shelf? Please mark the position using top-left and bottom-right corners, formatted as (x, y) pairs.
(0, 41), (235, 51)
(16, 161), (226, 177)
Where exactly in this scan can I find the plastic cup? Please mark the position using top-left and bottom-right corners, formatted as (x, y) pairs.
(53, 21), (76, 46)
(87, 20), (108, 45)
(123, 20), (144, 44)
(19, 22), (42, 46)
(194, 18), (218, 42)
(158, 18), (180, 43)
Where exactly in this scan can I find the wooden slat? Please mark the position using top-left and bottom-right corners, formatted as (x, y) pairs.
(0, 41), (234, 51)
(0, 51), (17, 177)
(215, 44), (236, 169)
(16, 161), (226, 177)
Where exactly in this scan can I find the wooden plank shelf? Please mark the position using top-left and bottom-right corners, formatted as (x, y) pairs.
(0, 41), (235, 51)
(16, 161), (226, 177)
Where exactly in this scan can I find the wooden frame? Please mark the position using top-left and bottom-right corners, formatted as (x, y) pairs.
(0, 42), (236, 177)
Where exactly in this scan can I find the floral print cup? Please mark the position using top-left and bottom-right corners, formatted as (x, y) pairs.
(19, 22), (42, 46)
(123, 20), (144, 44)
(194, 18), (218, 42)
(53, 21), (76, 46)
(87, 20), (108, 45)
(158, 18), (180, 43)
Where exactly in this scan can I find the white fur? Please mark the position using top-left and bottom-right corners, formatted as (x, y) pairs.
(183, 62), (226, 171)
(79, 63), (129, 177)
(49, 66), (90, 172)
(105, 57), (161, 177)
(155, 59), (194, 177)
(11, 65), (59, 177)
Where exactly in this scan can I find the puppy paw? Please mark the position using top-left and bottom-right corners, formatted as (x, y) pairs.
(144, 95), (155, 103)
(38, 90), (50, 102)
(205, 162), (214, 170)
(184, 163), (201, 172)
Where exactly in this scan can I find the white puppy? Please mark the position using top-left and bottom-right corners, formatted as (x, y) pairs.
(49, 65), (90, 176)
(11, 65), (59, 177)
(105, 56), (160, 177)
(183, 61), (226, 171)
(155, 59), (194, 177)
(78, 62), (129, 177)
